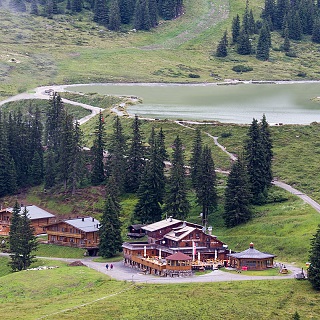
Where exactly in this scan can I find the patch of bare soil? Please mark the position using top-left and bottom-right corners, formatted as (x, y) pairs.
(68, 260), (86, 267)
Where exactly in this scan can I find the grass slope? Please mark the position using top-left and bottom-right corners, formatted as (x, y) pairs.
(0, 260), (319, 319)
(0, 0), (320, 98)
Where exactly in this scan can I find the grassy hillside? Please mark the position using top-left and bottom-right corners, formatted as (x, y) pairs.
(0, 258), (319, 319)
(0, 0), (320, 99)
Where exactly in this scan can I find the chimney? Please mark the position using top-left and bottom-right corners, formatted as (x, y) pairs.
(82, 217), (84, 222)
(92, 217), (95, 222)
(208, 226), (212, 235)
(169, 216), (172, 222)
(250, 242), (254, 249)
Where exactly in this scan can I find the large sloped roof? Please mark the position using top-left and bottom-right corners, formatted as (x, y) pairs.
(142, 218), (182, 232)
(64, 217), (100, 233)
(7, 205), (55, 220)
(229, 243), (275, 259)
(164, 226), (195, 241)
(166, 252), (192, 261)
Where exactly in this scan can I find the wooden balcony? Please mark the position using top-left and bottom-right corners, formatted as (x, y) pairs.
(47, 230), (83, 238)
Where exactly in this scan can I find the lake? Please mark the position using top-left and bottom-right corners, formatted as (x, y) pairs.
(67, 82), (320, 124)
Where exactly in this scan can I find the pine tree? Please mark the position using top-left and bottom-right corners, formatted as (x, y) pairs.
(242, 0), (250, 34)
(30, 151), (43, 186)
(190, 128), (202, 187)
(195, 145), (217, 227)
(237, 29), (252, 55)
(94, 0), (109, 26)
(30, 0), (39, 14)
(312, 19), (320, 43)
(44, 150), (56, 189)
(134, 0), (151, 30)
(98, 179), (123, 258)
(232, 14), (241, 43)
(149, 0), (158, 27)
(245, 118), (268, 204)
(260, 114), (273, 187)
(248, 9), (256, 34)
(107, 116), (127, 193)
(292, 311), (300, 320)
(216, 30), (228, 57)
(9, 206), (38, 271)
(125, 115), (145, 193)
(262, 0), (276, 30)
(71, 0), (82, 12)
(91, 112), (106, 185)
(289, 11), (302, 40)
(119, 0), (134, 24)
(109, 0), (121, 31)
(256, 23), (270, 60)
(308, 225), (320, 290)
(275, 0), (289, 30)
(164, 136), (190, 220)
(132, 161), (163, 223)
(283, 25), (291, 51)
(223, 155), (252, 228)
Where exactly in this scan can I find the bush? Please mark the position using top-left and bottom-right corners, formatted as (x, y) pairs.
(221, 132), (232, 138)
(232, 65), (253, 73)
(188, 73), (200, 78)
(285, 51), (297, 58)
(297, 72), (306, 77)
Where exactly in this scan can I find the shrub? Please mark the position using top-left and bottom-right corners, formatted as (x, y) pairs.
(188, 73), (200, 78)
(232, 65), (253, 73)
(285, 51), (297, 58)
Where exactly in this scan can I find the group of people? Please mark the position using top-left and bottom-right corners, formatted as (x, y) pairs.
(105, 263), (113, 270)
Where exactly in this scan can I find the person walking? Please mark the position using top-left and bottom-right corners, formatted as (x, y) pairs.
(106, 263), (109, 270)
(110, 264), (113, 270)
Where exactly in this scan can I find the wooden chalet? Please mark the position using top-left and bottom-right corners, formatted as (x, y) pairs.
(123, 217), (229, 276)
(46, 217), (100, 256)
(127, 224), (146, 238)
(0, 205), (55, 236)
(229, 242), (276, 271)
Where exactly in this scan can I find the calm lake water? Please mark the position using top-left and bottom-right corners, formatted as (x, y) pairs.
(68, 82), (320, 124)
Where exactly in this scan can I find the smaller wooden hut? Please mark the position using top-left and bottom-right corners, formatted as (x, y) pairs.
(229, 242), (276, 271)
(165, 252), (192, 277)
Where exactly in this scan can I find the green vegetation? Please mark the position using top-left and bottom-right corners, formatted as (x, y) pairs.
(0, 262), (320, 319)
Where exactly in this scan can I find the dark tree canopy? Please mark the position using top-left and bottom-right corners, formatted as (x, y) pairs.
(308, 225), (320, 290)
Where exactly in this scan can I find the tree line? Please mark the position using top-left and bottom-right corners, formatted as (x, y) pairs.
(7, 0), (183, 31)
(216, 0), (320, 60)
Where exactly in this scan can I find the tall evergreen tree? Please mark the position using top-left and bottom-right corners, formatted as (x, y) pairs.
(164, 136), (190, 220)
(308, 225), (320, 290)
(71, 0), (82, 12)
(30, 0), (39, 14)
(256, 23), (271, 60)
(195, 145), (217, 227)
(44, 150), (56, 189)
(91, 112), (106, 185)
(93, 0), (109, 26)
(237, 29), (251, 55)
(312, 19), (320, 43)
(232, 14), (241, 43)
(283, 25), (291, 51)
(223, 155), (252, 228)
(263, 0), (276, 29)
(134, 0), (151, 30)
(108, 0), (121, 31)
(9, 206), (38, 271)
(216, 30), (228, 57)
(107, 116), (127, 193)
(148, 0), (158, 27)
(245, 118), (268, 204)
(119, 0), (134, 24)
(190, 128), (202, 187)
(125, 115), (145, 193)
(289, 11), (302, 40)
(98, 178), (123, 258)
(260, 114), (273, 187)
(275, 0), (289, 29)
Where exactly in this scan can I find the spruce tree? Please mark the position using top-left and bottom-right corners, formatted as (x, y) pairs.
(164, 136), (190, 220)
(308, 225), (320, 290)
(119, 0), (134, 24)
(283, 25), (291, 51)
(107, 116), (127, 193)
(94, 0), (109, 26)
(216, 30), (228, 57)
(195, 145), (217, 227)
(134, 0), (151, 30)
(108, 0), (121, 31)
(289, 11), (302, 40)
(245, 118), (268, 204)
(312, 19), (320, 43)
(237, 29), (252, 55)
(30, 0), (39, 14)
(256, 23), (270, 60)
(223, 155), (252, 228)
(71, 0), (82, 12)
(190, 128), (202, 187)
(232, 14), (241, 43)
(98, 178), (123, 258)
(91, 112), (106, 185)
(260, 114), (273, 187)
(149, 0), (158, 27)
(125, 115), (145, 193)
(9, 206), (38, 271)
